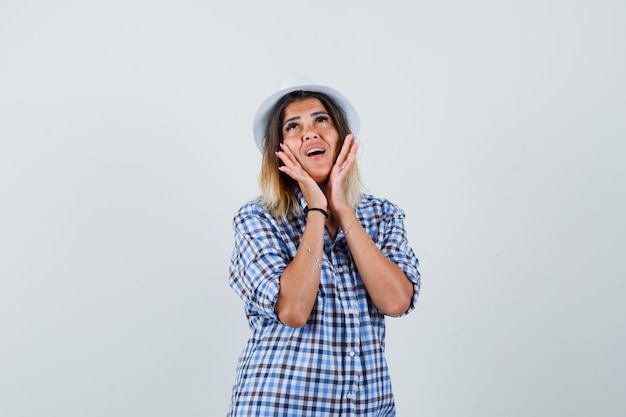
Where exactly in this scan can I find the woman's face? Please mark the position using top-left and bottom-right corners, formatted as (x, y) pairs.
(281, 98), (340, 184)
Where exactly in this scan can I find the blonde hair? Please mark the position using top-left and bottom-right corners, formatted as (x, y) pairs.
(258, 91), (363, 219)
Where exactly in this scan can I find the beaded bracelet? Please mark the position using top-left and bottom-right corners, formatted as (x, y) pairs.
(305, 244), (322, 269)
(344, 219), (359, 235)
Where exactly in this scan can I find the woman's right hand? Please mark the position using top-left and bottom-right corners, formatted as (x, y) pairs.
(276, 143), (328, 210)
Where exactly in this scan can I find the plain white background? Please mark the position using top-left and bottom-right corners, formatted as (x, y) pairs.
(1, 0), (624, 416)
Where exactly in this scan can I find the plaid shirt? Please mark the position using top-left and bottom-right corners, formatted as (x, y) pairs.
(228, 192), (420, 416)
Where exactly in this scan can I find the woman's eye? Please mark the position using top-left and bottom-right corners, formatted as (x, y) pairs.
(316, 116), (329, 123)
(284, 123), (298, 132)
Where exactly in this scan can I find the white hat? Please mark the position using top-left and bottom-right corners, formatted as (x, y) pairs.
(252, 75), (360, 152)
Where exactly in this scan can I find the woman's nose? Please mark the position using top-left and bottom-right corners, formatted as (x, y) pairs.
(303, 125), (318, 141)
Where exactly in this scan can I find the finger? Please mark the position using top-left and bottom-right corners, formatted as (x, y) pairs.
(276, 143), (301, 170)
(278, 162), (306, 183)
(337, 136), (359, 173)
(346, 139), (359, 163)
(276, 144), (313, 183)
(335, 134), (354, 166)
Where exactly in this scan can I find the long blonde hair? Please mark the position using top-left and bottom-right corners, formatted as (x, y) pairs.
(258, 91), (362, 219)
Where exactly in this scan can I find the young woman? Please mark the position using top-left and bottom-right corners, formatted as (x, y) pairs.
(228, 76), (421, 416)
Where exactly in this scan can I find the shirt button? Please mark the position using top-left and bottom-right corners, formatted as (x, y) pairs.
(337, 266), (344, 273)
(346, 392), (355, 400)
(349, 350), (356, 357)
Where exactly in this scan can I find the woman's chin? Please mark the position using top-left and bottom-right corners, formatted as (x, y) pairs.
(311, 173), (330, 186)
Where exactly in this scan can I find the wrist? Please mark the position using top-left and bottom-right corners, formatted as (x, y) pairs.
(343, 218), (360, 236)
(336, 211), (358, 230)
(306, 207), (329, 219)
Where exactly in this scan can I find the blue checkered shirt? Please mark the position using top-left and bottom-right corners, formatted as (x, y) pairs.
(228, 192), (420, 416)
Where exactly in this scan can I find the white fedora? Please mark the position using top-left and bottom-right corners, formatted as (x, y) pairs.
(252, 75), (360, 152)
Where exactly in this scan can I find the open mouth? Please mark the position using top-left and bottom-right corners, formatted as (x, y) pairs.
(306, 147), (325, 157)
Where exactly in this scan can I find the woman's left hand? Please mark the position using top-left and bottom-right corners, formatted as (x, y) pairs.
(325, 134), (359, 215)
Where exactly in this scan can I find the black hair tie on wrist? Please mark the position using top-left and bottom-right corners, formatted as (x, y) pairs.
(306, 207), (329, 219)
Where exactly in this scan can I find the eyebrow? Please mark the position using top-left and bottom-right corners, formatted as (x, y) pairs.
(282, 111), (329, 126)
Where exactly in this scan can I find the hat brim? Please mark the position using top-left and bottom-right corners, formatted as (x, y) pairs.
(253, 83), (360, 153)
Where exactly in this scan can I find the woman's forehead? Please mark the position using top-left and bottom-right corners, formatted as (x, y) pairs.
(282, 98), (327, 119)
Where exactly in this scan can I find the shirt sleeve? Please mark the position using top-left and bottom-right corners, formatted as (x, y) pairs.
(228, 204), (288, 323)
(378, 202), (421, 317)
